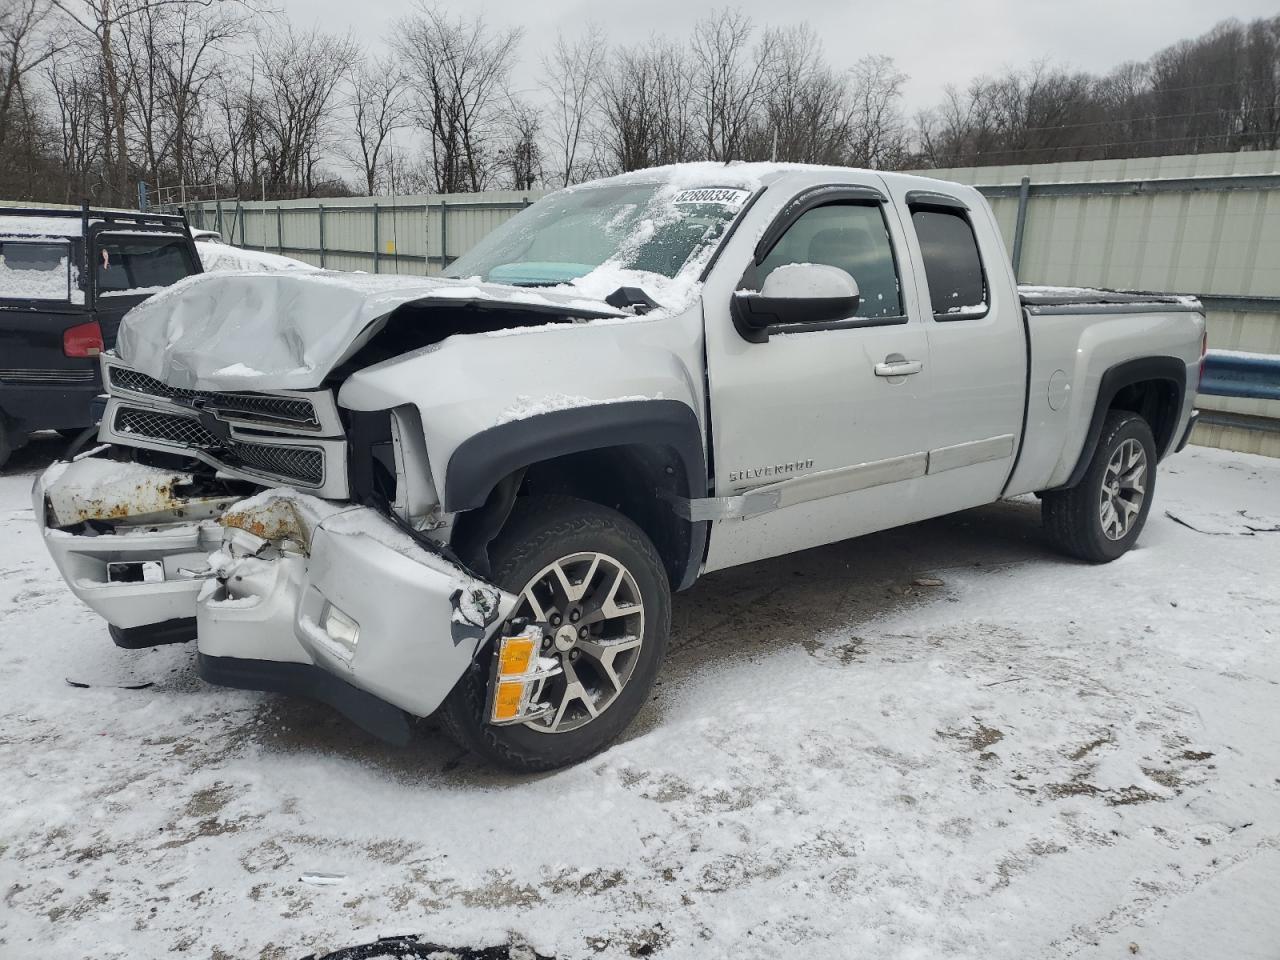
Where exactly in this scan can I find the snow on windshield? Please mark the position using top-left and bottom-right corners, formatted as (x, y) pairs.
(444, 171), (759, 311)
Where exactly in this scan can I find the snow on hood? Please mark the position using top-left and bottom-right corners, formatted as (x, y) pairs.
(115, 270), (628, 391)
(196, 241), (319, 274)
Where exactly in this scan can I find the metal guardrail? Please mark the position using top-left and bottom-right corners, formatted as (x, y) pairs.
(1200, 351), (1280, 401)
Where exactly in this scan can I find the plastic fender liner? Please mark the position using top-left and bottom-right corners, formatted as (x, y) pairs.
(445, 399), (707, 512)
(444, 399), (709, 591)
(1058, 355), (1186, 491)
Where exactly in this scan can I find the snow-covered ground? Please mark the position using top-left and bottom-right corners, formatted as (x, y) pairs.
(0, 438), (1277, 959)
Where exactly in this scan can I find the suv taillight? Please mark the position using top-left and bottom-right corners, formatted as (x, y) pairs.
(1196, 328), (1208, 392)
(63, 321), (104, 358)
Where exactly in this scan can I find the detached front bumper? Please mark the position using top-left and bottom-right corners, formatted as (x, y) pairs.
(35, 458), (516, 740)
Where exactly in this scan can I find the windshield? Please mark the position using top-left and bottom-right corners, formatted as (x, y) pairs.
(443, 181), (752, 287)
(94, 233), (198, 297)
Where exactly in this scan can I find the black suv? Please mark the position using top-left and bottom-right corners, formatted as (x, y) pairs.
(0, 205), (201, 467)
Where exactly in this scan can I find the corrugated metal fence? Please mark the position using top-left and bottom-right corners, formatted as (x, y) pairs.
(184, 150), (1280, 456)
(184, 190), (544, 276)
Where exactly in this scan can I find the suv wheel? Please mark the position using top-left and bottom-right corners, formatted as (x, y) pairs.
(1042, 410), (1157, 563)
(439, 496), (671, 772)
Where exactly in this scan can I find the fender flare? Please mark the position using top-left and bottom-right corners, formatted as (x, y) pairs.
(1059, 355), (1186, 490)
(444, 399), (709, 591)
(445, 399), (708, 513)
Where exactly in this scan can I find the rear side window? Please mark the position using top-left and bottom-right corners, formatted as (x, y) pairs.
(95, 234), (197, 296)
(0, 240), (72, 301)
(911, 208), (987, 319)
(757, 203), (903, 319)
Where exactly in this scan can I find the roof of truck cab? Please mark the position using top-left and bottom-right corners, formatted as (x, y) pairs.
(564, 162), (979, 197)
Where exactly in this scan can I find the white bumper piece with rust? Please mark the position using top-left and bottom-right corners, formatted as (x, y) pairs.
(35, 457), (516, 720)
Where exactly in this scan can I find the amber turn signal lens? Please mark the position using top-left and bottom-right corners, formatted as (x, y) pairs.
(492, 680), (526, 721)
(497, 635), (538, 676)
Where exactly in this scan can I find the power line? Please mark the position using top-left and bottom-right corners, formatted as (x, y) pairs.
(1020, 105), (1280, 134)
(965, 129), (1280, 161)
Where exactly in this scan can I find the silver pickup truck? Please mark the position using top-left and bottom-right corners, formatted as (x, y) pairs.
(34, 164), (1205, 770)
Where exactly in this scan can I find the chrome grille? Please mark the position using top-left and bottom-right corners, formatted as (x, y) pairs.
(225, 441), (323, 485)
(108, 366), (318, 427)
(115, 407), (217, 446)
(113, 407), (324, 485)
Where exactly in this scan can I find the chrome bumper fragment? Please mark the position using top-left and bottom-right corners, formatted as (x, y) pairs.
(36, 458), (516, 719)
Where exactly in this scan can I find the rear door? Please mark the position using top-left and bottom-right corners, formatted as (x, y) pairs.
(701, 176), (936, 571)
(883, 183), (1027, 511)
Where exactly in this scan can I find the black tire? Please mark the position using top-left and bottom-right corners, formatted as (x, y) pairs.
(0, 417), (11, 471)
(439, 496), (671, 772)
(1042, 410), (1157, 563)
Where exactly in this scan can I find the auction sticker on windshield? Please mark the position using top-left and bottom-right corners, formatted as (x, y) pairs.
(673, 187), (751, 207)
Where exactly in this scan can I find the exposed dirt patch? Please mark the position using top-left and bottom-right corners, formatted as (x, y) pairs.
(939, 717), (1005, 752)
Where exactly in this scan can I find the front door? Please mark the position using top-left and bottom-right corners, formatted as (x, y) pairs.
(701, 177), (936, 571)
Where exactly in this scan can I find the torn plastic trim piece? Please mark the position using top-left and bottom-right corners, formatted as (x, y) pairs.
(666, 487), (782, 522)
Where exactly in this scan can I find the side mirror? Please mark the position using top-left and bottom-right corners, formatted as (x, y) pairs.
(731, 263), (861, 343)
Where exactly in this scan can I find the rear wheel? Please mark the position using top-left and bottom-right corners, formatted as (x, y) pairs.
(1042, 410), (1156, 563)
(439, 496), (671, 772)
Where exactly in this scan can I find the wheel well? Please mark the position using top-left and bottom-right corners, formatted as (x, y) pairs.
(1109, 378), (1181, 458)
(1055, 357), (1187, 492)
(454, 443), (701, 590)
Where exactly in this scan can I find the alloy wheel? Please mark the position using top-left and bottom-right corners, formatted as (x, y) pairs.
(1099, 437), (1147, 540)
(508, 551), (645, 734)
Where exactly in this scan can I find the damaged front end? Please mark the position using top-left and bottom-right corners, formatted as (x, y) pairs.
(36, 456), (517, 743)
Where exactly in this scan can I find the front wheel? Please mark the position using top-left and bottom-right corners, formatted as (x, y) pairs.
(1042, 410), (1157, 563)
(439, 496), (671, 772)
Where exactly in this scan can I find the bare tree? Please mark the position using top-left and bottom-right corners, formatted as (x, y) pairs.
(540, 25), (604, 186)
(158, 4), (246, 192)
(690, 8), (777, 161)
(345, 53), (408, 195)
(754, 24), (854, 164)
(47, 0), (252, 203)
(847, 55), (909, 168)
(497, 97), (542, 189)
(393, 3), (521, 193)
(254, 25), (358, 197)
(1, 0), (66, 148)
(45, 51), (102, 200)
(599, 37), (697, 173)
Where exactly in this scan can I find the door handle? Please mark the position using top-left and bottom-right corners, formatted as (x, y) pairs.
(874, 358), (923, 377)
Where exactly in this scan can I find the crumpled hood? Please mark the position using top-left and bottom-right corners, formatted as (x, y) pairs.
(116, 270), (627, 391)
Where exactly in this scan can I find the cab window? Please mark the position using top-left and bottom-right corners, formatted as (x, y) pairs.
(95, 234), (197, 296)
(910, 207), (988, 319)
(757, 203), (903, 319)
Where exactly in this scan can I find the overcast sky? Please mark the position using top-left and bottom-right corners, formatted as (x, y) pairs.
(277, 0), (1280, 112)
